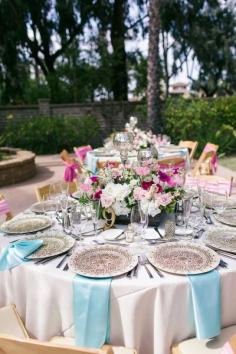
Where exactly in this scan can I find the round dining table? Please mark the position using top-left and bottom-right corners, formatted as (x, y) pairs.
(1, 208), (236, 354)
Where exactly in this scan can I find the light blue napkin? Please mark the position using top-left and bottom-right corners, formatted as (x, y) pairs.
(73, 275), (112, 348)
(188, 270), (221, 339)
(86, 153), (98, 174)
(0, 239), (43, 271)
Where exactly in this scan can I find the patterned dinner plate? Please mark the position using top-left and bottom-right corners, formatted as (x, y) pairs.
(69, 245), (138, 278)
(31, 200), (75, 213)
(148, 241), (220, 275)
(203, 228), (236, 253)
(0, 215), (52, 234)
(215, 210), (236, 227)
(26, 232), (75, 259)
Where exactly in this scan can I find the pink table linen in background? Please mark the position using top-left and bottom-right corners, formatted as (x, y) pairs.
(185, 176), (233, 196)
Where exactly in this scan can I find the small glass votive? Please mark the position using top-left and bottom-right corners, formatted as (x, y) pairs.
(125, 224), (134, 243)
(164, 220), (176, 239)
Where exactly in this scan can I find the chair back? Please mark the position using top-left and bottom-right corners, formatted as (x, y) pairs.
(0, 335), (106, 354)
(192, 142), (219, 176)
(35, 182), (77, 202)
(179, 141), (198, 160)
(60, 150), (76, 164)
(96, 161), (120, 170)
(0, 194), (13, 221)
(158, 157), (186, 169)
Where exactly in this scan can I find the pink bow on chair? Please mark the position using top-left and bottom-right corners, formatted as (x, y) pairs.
(74, 146), (92, 163)
(0, 199), (10, 215)
(203, 145), (218, 173)
(64, 162), (79, 182)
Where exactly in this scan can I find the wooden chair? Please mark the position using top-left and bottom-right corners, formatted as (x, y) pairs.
(172, 324), (236, 354)
(158, 157), (186, 168)
(35, 182), (78, 202)
(179, 141), (198, 160)
(192, 143), (219, 177)
(60, 149), (76, 164)
(0, 194), (13, 221)
(0, 305), (137, 354)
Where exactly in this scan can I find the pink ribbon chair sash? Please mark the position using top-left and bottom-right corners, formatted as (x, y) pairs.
(0, 199), (10, 215)
(64, 162), (79, 182)
(203, 145), (218, 173)
(75, 146), (92, 163)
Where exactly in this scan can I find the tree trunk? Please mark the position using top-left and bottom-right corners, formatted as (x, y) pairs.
(111, 0), (128, 101)
(147, 0), (162, 133)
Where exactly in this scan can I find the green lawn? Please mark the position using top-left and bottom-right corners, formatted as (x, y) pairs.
(219, 155), (236, 172)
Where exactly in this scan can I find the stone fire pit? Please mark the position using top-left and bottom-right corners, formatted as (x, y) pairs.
(0, 147), (36, 187)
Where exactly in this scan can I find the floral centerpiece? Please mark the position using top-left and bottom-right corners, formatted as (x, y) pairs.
(126, 127), (170, 151)
(78, 161), (184, 222)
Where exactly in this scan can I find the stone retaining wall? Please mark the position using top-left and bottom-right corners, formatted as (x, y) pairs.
(0, 148), (36, 187)
(0, 99), (145, 135)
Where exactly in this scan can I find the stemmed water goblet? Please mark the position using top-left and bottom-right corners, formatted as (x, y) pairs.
(137, 149), (153, 166)
(113, 132), (134, 166)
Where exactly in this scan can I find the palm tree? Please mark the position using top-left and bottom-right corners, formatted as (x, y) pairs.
(147, 0), (162, 133)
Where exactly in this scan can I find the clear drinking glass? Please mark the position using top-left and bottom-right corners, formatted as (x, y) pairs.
(213, 191), (228, 215)
(89, 201), (100, 237)
(70, 206), (82, 240)
(60, 194), (69, 213)
(49, 183), (62, 218)
(175, 197), (193, 239)
(130, 203), (149, 241)
(137, 149), (153, 166)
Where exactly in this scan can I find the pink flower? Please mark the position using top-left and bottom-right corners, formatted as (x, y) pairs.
(141, 180), (154, 190)
(153, 175), (160, 184)
(80, 183), (92, 193)
(90, 176), (98, 183)
(100, 193), (114, 208)
(160, 193), (173, 206)
(133, 187), (146, 201)
(134, 167), (151, 176)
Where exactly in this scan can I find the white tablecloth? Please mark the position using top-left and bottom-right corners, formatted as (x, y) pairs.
(1, 216), (236, 354)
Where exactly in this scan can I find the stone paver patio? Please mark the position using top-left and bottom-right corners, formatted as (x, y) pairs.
(0, 154), (236, 216)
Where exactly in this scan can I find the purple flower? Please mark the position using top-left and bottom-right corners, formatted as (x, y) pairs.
(141, 180), (154, 190)
(90, 176), (98, 183)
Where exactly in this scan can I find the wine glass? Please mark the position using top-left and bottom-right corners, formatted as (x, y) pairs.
(175, 197), (193, 239)
(137, 149), (153, 166)
(213, 191), (228, 215)
(113, 132), (134, 166)
(49, 183), (61, 218)
(130, 202), (148, 241)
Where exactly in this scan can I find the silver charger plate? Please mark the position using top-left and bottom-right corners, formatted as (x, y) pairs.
(31, 200), (75, 213)
(215, 210), (236, 227)
(148, 241), (220, 275)
(205, 195), (236, 210)
(0, 215), (52, 234)
(69, 245), (138, 278)
(26, 232), (75, 259)
(203, 228), (236, 253)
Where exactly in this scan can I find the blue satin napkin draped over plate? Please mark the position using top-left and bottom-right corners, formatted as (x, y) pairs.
(0, 239), (43, 271)
(73, 275), (112, 348)
(188, 270), (221, 339)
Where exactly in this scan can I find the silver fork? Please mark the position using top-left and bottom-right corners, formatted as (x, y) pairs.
(139, 255), (164, 278)
(138, 256), (153, 278)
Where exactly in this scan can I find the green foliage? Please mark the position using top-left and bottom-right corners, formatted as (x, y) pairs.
(163, 96), (236, 155)
(0, 116), (103, 155)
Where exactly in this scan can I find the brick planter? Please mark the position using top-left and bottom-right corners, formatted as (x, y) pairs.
(0, 147), (36, 186)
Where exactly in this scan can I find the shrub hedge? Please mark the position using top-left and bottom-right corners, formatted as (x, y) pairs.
(0, 116), (103, 154)
(164, 96), (236, 155)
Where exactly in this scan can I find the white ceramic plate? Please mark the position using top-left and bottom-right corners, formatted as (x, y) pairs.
(215, 210), (236, 227)
(69, 245), (137, 278)
(0, 215), (52, 234)
(31, 200), (75, 213)
(26, 232), (75, 259)
(148, 241), (220, 275)
(203, 228), (236, 253)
